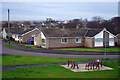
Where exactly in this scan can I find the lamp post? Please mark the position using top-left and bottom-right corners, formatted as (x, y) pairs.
(8, 9), (10, 44)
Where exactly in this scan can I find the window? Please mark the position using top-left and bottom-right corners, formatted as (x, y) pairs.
(15, 35), (17, 38)
(109, 38), (114, 42)
(42, 39), (45, 43)
(94, 38), (103, 47)
(61, 38), (68, 43)
(95, 38), (103, 42)
(42, 39), (46, 47)
(76, 38), (81, 43)
(109, 38), (114, 46)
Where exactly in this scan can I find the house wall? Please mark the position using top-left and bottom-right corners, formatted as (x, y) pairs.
(118, 36), (120, 46)
(115, 34), (120, 46)
(36, 32), (42, 46)
(84, 37), (94, 48)
(19, 36), (22, 43)
(94, 31), (103, 47)
(45, 38), (84, 49)
(12, 34), (19, 41)
(22, 29), (39, 43)
(2, 28), (7, 39)
(109, 33), (114, 46)
(93, 30), (114, 48)
(103, 31), (112, 47)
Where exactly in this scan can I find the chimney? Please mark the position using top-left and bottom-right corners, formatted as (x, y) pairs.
(24, 26), (27, 31)
(62, 24), (65, 30)
(76, 24), (80, 29)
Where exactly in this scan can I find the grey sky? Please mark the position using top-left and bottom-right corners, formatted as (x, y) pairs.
(2, 2), (118, 21)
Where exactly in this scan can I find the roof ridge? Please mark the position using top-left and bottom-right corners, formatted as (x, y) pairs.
(84, 29), (89, 37)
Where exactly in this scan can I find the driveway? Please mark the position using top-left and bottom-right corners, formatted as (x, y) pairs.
(2, 46), (119, 58)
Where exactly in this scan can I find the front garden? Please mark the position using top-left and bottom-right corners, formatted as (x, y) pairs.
(54, 48), (120, 52)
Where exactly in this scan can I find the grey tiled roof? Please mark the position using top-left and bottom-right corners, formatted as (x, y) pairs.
(85, 29), (102, 37)
(42, 29), (88, 37)
(5, 28), (37, 35)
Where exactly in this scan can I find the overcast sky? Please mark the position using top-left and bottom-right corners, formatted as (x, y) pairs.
(2, 2), (118, 21)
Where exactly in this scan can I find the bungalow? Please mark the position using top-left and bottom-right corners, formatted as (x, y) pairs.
(2, 28), (40, 44)
(35, 28), (116, 49)
(19, 28), (40, 44)
(84, 28), (115, 48)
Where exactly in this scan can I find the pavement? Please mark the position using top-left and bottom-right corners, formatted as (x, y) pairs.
(61, 64), (113, 72)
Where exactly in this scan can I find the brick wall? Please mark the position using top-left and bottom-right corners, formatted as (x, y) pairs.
(103, 31), (109, 47)
(22, 30), (39, 43)
(36, 32), (42, 46)
(115, 34), (120, 46)
(46, 38), (84, 48)
(84, 37), (94, 48)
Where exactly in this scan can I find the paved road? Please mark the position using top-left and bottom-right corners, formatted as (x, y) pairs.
(2, 41), (120, 55)
(2, 47), (119, 58)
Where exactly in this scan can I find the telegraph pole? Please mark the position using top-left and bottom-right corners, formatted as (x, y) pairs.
(8, 9), (10, 44)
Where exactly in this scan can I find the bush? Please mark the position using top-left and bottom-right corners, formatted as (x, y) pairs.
(25, 46), (31, 49)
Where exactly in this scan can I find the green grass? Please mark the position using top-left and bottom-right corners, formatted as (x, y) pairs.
(25, 45), (41, 49)
(10, 41), (19, 45)
(2, 61), (119, 78)
(2, 55), (118, 66)
(54, 48), (120, 52)
(3, 44), (15, 48)
(2, 55), (94, 66)
(10, 41), (41, 49)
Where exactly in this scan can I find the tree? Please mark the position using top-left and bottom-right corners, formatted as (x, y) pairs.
(46, 18), (55, 23)
(92, 16), (104, 22)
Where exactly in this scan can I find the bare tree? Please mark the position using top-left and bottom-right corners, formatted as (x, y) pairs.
(92, 16), (104, 22)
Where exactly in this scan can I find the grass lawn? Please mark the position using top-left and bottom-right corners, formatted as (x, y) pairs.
(2, 55), (118, 66)
(54, 48), (120, 52)
(10, 41), (41, 49)
(2, 61), (119, 78)
(2, 55), (94, 66)
(10, 41), (19, 45)
(3, 44), (15, 48)
(25, 45), (41, 49)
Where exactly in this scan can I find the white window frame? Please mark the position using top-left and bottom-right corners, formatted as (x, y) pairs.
(109, 38), (114, 46)
(15, 35), (17, 38)
(75, 37), (81, 43)
(94, 38), (103, 47)
(61, 38), (68, 43)
(41, 38), (46, 47)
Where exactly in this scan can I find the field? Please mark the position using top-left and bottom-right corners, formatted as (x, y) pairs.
(3, 55), (118, 66)
(2, 61), (119, 78)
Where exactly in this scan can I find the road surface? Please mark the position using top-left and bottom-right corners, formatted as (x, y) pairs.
(2, 47), (119, 58)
